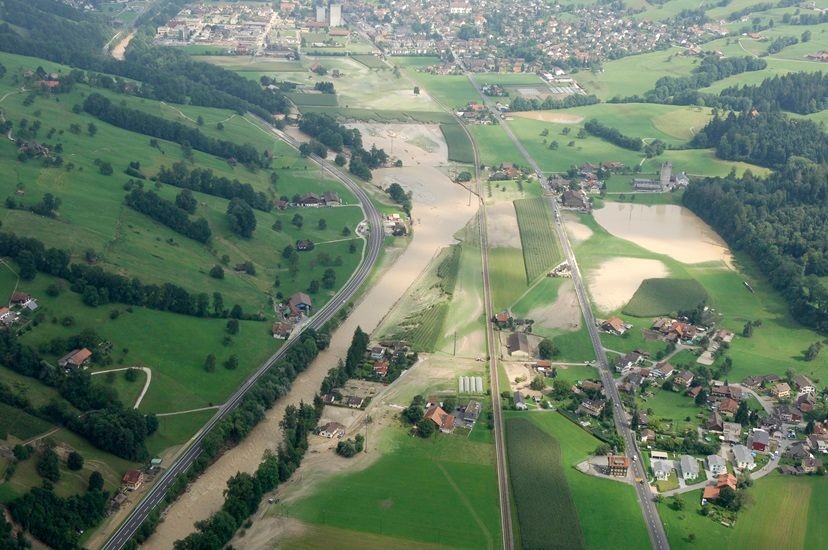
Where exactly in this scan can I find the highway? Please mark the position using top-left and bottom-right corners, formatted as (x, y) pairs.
(458, 62), (670, 550)
(102, 119), (384, 550)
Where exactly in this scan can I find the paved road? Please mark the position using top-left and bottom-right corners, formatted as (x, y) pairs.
(102, 118), (384, 550)
(458, 58), (670, 550)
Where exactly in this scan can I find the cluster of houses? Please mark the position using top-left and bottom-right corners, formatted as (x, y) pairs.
(649, 317), (705, 345)
(0, 292), (39, 327)
(455, 101), (494, 123)
(422, 398), (483, 434)
(272, 292), (313, 339)
(274, 191), (342, 210)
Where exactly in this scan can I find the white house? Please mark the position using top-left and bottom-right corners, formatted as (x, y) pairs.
(732, 444), (755, 471)
(652, 459), (672, 481)
(707, 454), (727, 476)
(680, 455), (699, 481)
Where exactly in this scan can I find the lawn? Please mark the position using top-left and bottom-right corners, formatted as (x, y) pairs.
(658, 474), (828, 549)
(145, 409), (217, 457)
(92, 368), (147, 408)
(439, 123), (475, 164)
(507, 412), (651, 550)
(351, 54), (387, 70)
(639, 389), (704, 433)
(504, 417), (586, 549)
(287, 92), (339, 107)
(288, 427), (501, 549)
(468, 125), (526, 168)
(396, 58), (480, 109)
(513, 197), (563, 283)
(623, 278), (708, 317)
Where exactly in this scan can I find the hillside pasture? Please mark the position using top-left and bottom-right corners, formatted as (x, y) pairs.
(513, 197), (563, 282)
(623, 278), (708, 317)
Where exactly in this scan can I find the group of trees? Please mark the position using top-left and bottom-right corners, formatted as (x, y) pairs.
(125, 189), (212, 243)
(157, 162), (272, 211)
(691, 111), (827, 167)
(683, 161), (828, 332)
(583, 119), (643, 151)
(508, 94), (599, 112)
(717, 72), (827, 115)
(386, 182), (412, 215)
(297, 112), (388, 179)
(320, 327), (369, 395)
(225, 198), (257, 238)
(0, 230), (247, 319)
(336, 434), (365, 457)
(83, 94), (264, 167)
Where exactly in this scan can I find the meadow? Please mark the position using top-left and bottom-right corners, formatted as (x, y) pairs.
(505, 411), (650, 550)
(439, 123), (475, 164)
(658, 474), (828, 549)
(505, 417), (586, 549)
(488, 247), (528, 312)
(513, 197), (563, 282)
(288, 427), (502, 549)
(623, 278), (708, 317)
(0, 402), (54, 441)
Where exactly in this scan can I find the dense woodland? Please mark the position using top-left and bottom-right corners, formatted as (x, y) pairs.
(684, 161), (828, 332)
(125, 189), (213, 243)
(157, 162), (272, 211)
(508, 93), (599, 112)
(584, 119), (643, 151)
(717, 72), (827, 114)
(691, 111), (828, 167)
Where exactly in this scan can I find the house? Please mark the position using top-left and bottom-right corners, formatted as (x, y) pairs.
(424, 405), (455, 433)
(653, 362), (675, 379)
(601, 317), (627, 335)
(703, 473), (737, 501)
(732, 444), (755, 470)
(514, 391), (527, 410)
(801, 457), (822, 473)
(706, 411), (724, 432)
(652, 459), (672, 481)
(58, 348), (92, 369)
(785, 442), (811, 460)
(0, 307), (14, 324)
(322, 191), (341, 205)
(797, 394), (816, 414)
(580, 380), (603, 394)
(288, 292), (312, 315)
(776, 404), (803, 423)
(369, 346), (385, 360)
(507, 332), (532, 357)
(607, 455), (630, 477)
(296, 239), (315, 251)
(707, 454), (727, 476)
(345, 396), (364, 409)
(807, 434), (828, 453)
(271, 322), (293, 339)
(794, 375), (816, 395)
(719, 398), (740, 417)
(749, 429), (770, 452)
(319, 421), (345, 438)
(715, 330), (734, 343)
(680, 455), (699, 481)
(722, 422), (742, 444)
(463, 400), (482, 424)
(640, 428), (656, 444)
(636, 411), (649, 426)
(494, 310), (511, 325)
(615, 352), (642, 375)
(578, 399), (605, 417)
(9, 292), (29, 305)
(561, 189), (588, 210)
(122, 470), (144, 491)
(300, 192), (323, 206)
(674, 370), (694, 388)
(373, 359), (389, 377)
(772, 382), (791, 399)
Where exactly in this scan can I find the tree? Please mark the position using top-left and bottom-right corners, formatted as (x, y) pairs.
(37, 448), (60, 482)
(67, 451), (84, 471)
(334, 153), (346, 166)
(125, 367), (138, 382)
(318, 218), (327, 230)
(322, 268), (336, 289)
(403, 395), (425, 424)
(695, 388), (708, 405)
(213, 292), (224, 316)
(735, 400), (750, 425)
(204, 353), (216, 372)
(88, 470), (104, 492)
(17, 250), (36, 280)
(805, 419), (816, 435)
(742, 322), (753, 337)
(226, 319), (239, 335)
(416, 418), (436, 438)
(805, 342), (823, 361)
(670, 496), (685, 510)
(209, 265), (224, 279)
(226, 198), (257, 238)
(230, 304), (243, 319)
(308, 279), (320, 293)
(87, 122), (97, 136)
(341, 226), (351, 236)
(292, 213), (303, 228)
(538, 338), (555, 359)
(530, 375), (545, 391)
(224, 355), (239, 370)
(175, 189), (198, 214)
(197, 115), (204, 126)
(413, 86), (420, 95)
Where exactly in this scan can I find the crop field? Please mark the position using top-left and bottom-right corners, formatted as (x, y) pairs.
(513, 198), (563, 282)
(505, 417), (585, 549)
(658, 474), (828, 549)
(440, 123), (475, 164)
(351, 54), (388, 70)
(302, 106), (454, 123)
(623, 278), (708, 317)
(506, 412), (650, 549)
(287, 92), (339, 107)
(289, 427), (501, 549)
(469, 125), (526, 168)
(488, 247), (528, 312)
(0, 402), (54, 441)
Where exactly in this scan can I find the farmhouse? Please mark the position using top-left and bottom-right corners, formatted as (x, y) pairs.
(373, 359), (389, 377)
(345, 396), (364, 409)
(707, 454), (727, 476)
(288, 292), (312, 316)
(601, 317), (627, 335)
(794, 375), (816, 395)
(122, 470), (144, 491)
(607, 455), (630, 477)
(748, 429), (770, 452)
(772, 382), (791, 399)
(58, 348), (92, 369)
(732, 444), (755, 470)
(271, 322), (293, 339)
(369, 346), (385, 360)
(507, 332), (532, 357)
(561, 189), (588, 210)
(319, 421), (345, 438)
(679, 455), (699, 481)
(640, 428), (656, 443)
(705, 411), (724, 432)
(514, 391), (528, 410)
(299, 192), (323, 206)
(718, 398), (740, 417)
(424, 405), (455, 433)
(0, 307), (15, 325)
(296, 239), (315, 251)
(9, 292), (29, 305)
(322, 191), (341, 205)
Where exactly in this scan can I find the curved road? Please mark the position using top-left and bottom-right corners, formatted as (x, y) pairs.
(457, 59), (670, 550)
(102, 118), (384, 550)
(90, 367), (152, 409)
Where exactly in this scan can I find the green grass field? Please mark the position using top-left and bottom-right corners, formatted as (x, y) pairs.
(287, 92), (339, 107)
(351, 54), (388, 70)
(300, 106), (454, 123)
(506, 412), (650, 550)
(513, 198), (563, 283)
(469, 125), (526, 168)
(623, 278), (708, 317)
(0, 402), (54, 441)
(659, 474), (828, 549)
(288, 427), (501, 549)
(638, 388), (704, 433)
(505, 417), (586, 549)
(439, 123), (475, 164)
(488, 247), (528, 311)
(146, 409), (216, 457)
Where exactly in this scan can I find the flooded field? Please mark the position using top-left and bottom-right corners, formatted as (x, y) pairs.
(351, 123), (449, 167)
(587, 257), (669, 313)
(144, 132), (477, 548)
(592, 202), (732, 266)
